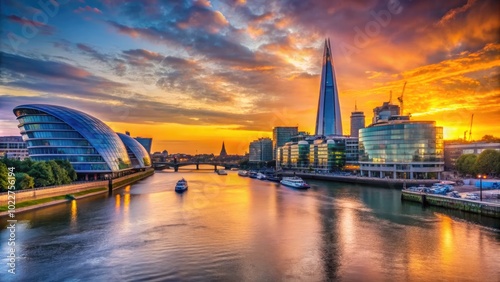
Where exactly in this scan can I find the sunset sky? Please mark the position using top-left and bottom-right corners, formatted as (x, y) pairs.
(1, 0), (499, 154)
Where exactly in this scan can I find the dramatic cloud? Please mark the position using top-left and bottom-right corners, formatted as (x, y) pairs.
(0, 0), (498, 153)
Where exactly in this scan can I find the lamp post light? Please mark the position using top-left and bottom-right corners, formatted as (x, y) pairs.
(477, 174), (487, 201)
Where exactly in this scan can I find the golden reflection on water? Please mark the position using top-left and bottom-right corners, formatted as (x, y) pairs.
(115, 194), (121, 212)
(70, 200), (77, 228)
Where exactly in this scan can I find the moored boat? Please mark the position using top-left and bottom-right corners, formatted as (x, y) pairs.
(256, 172), (267, 180)
(280, 177), (310, 189)
(238, 170), (249, 177)
(216, 169), (228, 175)
(175, 178), (188, 192)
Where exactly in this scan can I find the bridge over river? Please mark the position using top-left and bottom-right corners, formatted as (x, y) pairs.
(152, 161), (237, 172)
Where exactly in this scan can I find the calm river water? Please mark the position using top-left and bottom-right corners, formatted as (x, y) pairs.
(1, 170), (499, 281)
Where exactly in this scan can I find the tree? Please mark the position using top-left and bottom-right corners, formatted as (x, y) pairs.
(55, 160), (77, 181)
(0, 162), (9, 191)
(28, 162), (55, 187)
(15, 173), (34, 190)
(481, 135), (500, 143)
(455, 154), (477, 176)
(47, 160), (71, 185)
(473, 149), (500, 176)
(19, 158), (34, 173)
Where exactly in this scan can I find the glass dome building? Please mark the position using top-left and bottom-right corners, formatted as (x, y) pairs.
(13, 104), (150, 180)
(117, 133), (151, 168)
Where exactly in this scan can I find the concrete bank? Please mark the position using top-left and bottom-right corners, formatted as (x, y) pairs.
(290, 172), (439, 189)
(0, 169), (154, 216)
(401, 190), (500, 218)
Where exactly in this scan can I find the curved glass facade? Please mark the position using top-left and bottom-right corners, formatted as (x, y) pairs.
(13, 104), (132, 176)
(117, 133), (151, 168)
(358, 121), (444, 179)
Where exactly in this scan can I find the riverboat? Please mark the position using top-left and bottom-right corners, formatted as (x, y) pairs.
(280, 177), (310, 189)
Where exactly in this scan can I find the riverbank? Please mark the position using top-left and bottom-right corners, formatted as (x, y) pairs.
(287, 172), (439, 189)
(0, 169), (154, 217)
(401, 190), (500, 218)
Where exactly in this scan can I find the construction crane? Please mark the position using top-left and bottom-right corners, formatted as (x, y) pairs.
(468, 114), (474, 141)
(389, 90), (392, 104)
(398, 81), (407, 115)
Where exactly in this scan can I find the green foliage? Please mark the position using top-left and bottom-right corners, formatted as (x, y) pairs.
(15, 172), (35, 190)
(473, 149), (500, 176)
(0, 162), (9, 191)
(455, 154), (477, 176)
(28, 162), (55, 187)
(47, 160), (72, 185)
(55, 160), (77, 181)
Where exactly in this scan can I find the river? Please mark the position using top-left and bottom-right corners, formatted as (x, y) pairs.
(1, 170), (499, 281)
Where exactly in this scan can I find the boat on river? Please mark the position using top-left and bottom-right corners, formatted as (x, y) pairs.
(280, 177), (310, 189)
(216, 169), (228, 175)
(238, 170), (249, 177)
(175, 178), (188, 193)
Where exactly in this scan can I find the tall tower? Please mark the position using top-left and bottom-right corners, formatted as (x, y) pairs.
(350, 101), (365, 137)
(315, 38), (343, 136)
(219, 141), (227, 157)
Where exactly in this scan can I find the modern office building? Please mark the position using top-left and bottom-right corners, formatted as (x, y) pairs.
(277, 137), (345, 171)
(272, 126), (298, 159)
(350, 105), (365, 137)
(315, 38), (343, 136)
(345, 137), (360, 167)
(13, 104), (151, 180)
(249, 138), (273, 162)
(444, 142), (500, 170)
(0, 136), (29, 160)
(359, 120), (444, 179)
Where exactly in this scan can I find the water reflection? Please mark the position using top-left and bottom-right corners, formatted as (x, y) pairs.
(0, 172), (498, 281)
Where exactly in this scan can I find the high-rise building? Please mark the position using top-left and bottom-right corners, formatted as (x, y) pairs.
(350, 103), (365, 138)
(249, 138), (273, 162)
(272, 127), (298, 159)
(219, 141), (228, 157)
(315, 38), (343, 136)
(0, 136), (28, 160)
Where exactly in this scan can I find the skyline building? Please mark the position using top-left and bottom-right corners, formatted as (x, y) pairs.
(0, 136), (28, 160)
(350, 103), (365, 138)
(315, 38), (343, 136)
(249, 138), (273, 163)
(272, 126), (298, 160)
(12, 104), (151, 180)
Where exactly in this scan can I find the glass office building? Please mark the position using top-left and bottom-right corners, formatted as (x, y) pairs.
(13, 104), (150, 180)
(358, 121), (444, 179)
(277, 138), (345, 171)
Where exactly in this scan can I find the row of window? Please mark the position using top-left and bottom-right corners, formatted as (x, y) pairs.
(27, 139), (91, 147)
(29, 147), (99, 155)
(18, 115), (63, 124)
(32, 155), (106, 162)
(72, 163), (111, 171)
(0, 143), (27, 149)
(26, 131), (84, 139)
(20, 123), (74, 132)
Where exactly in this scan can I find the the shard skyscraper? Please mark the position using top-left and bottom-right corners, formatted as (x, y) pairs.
(315, 38), (343, 136)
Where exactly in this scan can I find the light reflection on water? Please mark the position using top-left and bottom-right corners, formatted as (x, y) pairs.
(1, 171), (499, 281)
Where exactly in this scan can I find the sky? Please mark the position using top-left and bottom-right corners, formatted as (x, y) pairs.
(0, 0), (499, 155)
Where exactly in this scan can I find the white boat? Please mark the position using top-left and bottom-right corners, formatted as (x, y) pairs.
(175, 178), (188, 192)
(256, 172), (267, 180)
(280, 177), (310, 189)
(238, 170), (249, 177)
(216, 169), (227, 175)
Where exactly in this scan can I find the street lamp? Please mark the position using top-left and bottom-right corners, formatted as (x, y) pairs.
(477, 174), (487, 201)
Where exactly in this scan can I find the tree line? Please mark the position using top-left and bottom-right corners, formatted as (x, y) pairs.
(0, 158), (77, 191)
(455, 149), (500, 177)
